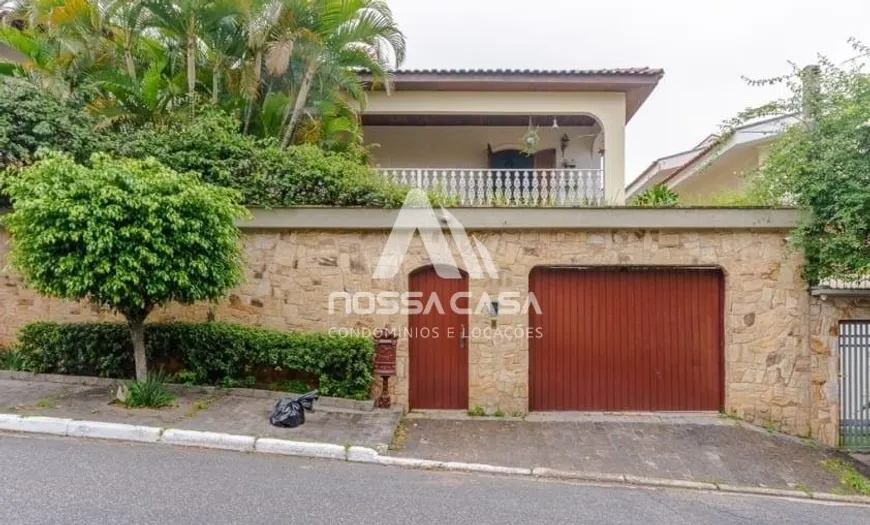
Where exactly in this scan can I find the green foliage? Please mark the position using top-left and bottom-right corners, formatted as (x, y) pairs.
(14, 322), (375, 400)
(124, 372), (176, 409)
(101, 112), (419, 208)
(0, 348), (24, 371)
(685, 189), (768, 207)
(632, 184), (680, 207)
(3, 151), (247, 316)
(822, 459), (870, 496)
(0, 79), (97, 167)
(1, 0), (406, 147)
(731, 41), (870, 284)
(467, 405), (486, 417)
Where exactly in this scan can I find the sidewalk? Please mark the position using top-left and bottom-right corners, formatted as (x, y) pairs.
(3, 374), (869, 500)
(0, 378), (400, 451)
(390, 414), (861, 494)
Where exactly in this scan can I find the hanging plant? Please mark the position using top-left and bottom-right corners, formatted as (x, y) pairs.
(520, 125), (540, 156)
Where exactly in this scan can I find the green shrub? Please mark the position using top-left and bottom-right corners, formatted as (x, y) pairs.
(15, 322), (374, 400)
(632, 184), (680, 207)
(0, 79), (98, 167)
(100, 111), (422, 208)
(124, 372), (176, 409)
(0, 347), (24, 371)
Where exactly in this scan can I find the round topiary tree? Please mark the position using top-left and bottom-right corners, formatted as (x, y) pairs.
(3, 151), (247, 381)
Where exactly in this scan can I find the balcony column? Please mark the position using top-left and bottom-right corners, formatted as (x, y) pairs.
(597, 113), (625, 204)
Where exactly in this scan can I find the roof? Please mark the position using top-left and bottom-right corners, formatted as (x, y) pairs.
(361, 67), (665, 122)
(388, 68), (663, 77)
(627, 113), (800, 198)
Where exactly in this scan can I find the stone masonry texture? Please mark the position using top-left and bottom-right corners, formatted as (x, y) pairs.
(1, 227), (867, 447)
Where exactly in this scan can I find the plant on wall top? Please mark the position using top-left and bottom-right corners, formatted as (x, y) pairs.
(726, 39), (870, 284)
(3, 151), (248, 381)
(631, 184), (680, 207)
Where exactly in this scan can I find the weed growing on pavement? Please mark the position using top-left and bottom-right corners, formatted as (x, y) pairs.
(467, 405), (486, 417)
(123, 372), (176, 409)
(793, 482), (813, 496)
(493, 408), (506, 418)
(183, 394), (219, 418)
(35, 398), (55, 409)
(822, 459), (870, 496)
(389, 418), (408, 451)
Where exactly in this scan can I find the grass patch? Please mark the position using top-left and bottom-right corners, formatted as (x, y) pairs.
(822, 458), (870, 496)
(35, 398), (55, 409)
(493, 408), (506, 418)
(389, 418), (408, 451)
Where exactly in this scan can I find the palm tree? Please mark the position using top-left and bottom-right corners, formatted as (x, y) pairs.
(264, 0), (405, 147)
(0, 0), (407, 148)
(142, 0), (242, 108)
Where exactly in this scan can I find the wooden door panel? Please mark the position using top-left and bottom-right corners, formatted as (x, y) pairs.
(409, 266), (469, 409)
(529, 267), (723, 411)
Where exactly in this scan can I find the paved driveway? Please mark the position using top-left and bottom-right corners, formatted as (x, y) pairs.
(392, 414), (857, 493)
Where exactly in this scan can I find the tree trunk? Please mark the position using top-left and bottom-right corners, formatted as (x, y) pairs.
(130, 320), (147, 382)
(242, 51), (263, 135)
(187, 14), (197, 110)
(212, 62), (220, 104)
(281, 62), (317, 148)
(124, 45), (137, 82)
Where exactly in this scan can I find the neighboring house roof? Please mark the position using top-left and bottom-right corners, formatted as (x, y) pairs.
(626, 113), (800, 199)
(361, 67), (665, 122)
(626, 146), (708, 197)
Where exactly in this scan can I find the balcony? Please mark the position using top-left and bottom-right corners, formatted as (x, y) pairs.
(379, 168), (605, 206)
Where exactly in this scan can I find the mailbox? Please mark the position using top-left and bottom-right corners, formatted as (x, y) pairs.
(374, 332), (398, 376)
(373, 328), (398, 408)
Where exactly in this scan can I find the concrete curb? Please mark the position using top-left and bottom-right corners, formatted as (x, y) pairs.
(67, 421), (162, 443)
(162, 429), (256, 452)
(0, 370), (375, 412)
(1, 413), (869, 506)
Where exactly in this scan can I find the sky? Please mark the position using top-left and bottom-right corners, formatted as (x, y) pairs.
(385, 0), (870, 185)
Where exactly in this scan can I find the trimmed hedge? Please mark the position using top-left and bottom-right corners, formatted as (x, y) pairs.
(12, 322), (374, 400)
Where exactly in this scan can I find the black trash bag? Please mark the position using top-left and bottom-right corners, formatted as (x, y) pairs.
(269, 390), (320, 428)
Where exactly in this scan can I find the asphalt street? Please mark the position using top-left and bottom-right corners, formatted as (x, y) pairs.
(1, 433), (868, 524)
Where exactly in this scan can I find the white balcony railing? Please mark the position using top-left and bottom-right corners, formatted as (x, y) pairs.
(379, 168), (605, 206)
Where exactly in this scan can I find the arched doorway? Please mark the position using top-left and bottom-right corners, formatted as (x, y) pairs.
(408, 265), (469, 409)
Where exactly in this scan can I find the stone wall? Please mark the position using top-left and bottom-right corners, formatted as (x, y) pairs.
(1, 223), (867, 447)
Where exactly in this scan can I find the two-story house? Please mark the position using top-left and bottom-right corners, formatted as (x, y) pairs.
(361, 68), (664, 206)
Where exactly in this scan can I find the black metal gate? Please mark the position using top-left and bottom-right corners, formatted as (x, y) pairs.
(840, 320), (870, 450)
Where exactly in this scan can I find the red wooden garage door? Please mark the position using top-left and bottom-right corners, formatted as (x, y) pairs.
(529, 267), (723, 411)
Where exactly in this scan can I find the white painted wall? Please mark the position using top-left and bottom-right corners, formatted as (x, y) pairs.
(363, 91), (627, 203)
(364, 126), (600, 170)
(673, 146), (761, 201)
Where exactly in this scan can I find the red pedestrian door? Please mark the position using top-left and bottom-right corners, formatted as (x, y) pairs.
(408, 266), (469, 409)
